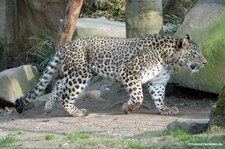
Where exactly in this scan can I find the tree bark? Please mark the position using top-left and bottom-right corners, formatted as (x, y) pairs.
(55, 0), (84, 48)
(50, 0), (83, 90)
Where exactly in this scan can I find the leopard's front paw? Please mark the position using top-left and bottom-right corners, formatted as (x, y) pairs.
(72, 108), (89, 117)
(159, 106), (179, 115)
(122, 102), (133, 114)
(44, 101), (54, 113)
(122, 102), (140, 114)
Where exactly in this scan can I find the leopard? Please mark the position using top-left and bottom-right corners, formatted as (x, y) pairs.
(14, 34), (207, 117)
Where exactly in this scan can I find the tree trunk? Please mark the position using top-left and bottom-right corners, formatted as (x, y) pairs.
(0, 0), (8, 71)
(50, 0), (83, 90)
(210, 83), (225, 127)
(55, 0), (84, 48)
(125, 0), (163, 38)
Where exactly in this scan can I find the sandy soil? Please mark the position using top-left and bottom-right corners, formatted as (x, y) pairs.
(0, 79), (217, 148)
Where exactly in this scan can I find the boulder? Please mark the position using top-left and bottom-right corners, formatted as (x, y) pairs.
(173, 0), (225, 94)
(167, 119), (209, 134)
(74, 18), (125, 38)
(0, 65), (39, 106)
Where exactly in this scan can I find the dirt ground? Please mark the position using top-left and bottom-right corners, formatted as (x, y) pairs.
(0, 79), (217, 148)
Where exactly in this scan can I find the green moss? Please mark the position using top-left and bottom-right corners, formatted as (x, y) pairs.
(213, 84), (225, 116)
(210, 85), (225, 126)
(193, 11), (225, 93)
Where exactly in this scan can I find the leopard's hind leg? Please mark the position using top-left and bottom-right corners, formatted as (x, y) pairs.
(122, 79), (144, 114)
(119, 65), (144, 114)
(60, 67), (93, 117)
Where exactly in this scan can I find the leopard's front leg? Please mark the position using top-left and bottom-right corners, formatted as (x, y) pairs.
(147, 70), (179, 115)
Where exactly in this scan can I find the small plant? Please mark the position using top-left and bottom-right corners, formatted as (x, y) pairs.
(81, 0), (125, 21)
(0, 137), (16, 148)
(9, 131), (25, 136)
(101, 140), (117, 147)
(120, 140), (149, 149)
(81, 137), (149, 148)
(207, 126), (225, 134)
(163, 11), (186, 35)
(66, 132), (91, 140)
(159, 129), (225, 148)
(43, 134), (55, 141)
(162, 129), (192, 141)
(21, 35), (56, 72)
(16, 131), (25, 135)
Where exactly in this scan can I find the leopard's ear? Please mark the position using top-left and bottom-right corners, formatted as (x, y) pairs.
(178, 38), (189, 49)
(186, 34), (191, 40)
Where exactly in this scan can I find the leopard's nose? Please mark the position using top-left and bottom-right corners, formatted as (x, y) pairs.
(203, 61), (207, 65)
(202, 58), (207, 65)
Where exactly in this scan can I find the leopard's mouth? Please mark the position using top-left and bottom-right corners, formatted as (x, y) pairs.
(188, 63), (200, 72)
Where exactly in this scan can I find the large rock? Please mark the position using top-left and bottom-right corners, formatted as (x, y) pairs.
(75, 18), (125, 38)
(173, 0), (225, 94)
(0, 65), (39, 106)
(167, 119), (209, 134)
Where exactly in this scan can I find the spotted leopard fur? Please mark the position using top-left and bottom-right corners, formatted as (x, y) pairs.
(15, 34), (206, 116)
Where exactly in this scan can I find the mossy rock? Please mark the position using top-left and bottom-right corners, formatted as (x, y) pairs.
(173, 0), (225, 94)
(210, 84), (225, 127)
(167, 119), (209, 134)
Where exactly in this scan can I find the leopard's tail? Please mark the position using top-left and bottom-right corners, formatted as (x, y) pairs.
(14, 49), (62, 114)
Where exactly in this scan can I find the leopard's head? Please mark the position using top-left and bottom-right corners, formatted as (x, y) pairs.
(175, 34), (207, 72)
